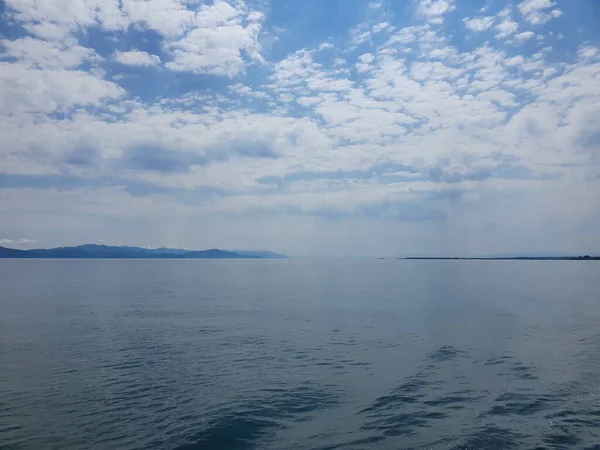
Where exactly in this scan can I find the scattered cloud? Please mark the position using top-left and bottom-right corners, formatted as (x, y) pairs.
(514, 31), (536, 41)
(1, 37), (95, 70)
(373, 22), (393, 34)
(1, 0), (599, 256)
(578, 46), (599, 59)
(164, 2), (265, 77)
(464, 17), (495, 32)
(417, 0), (456, 24)
(495, 19), (519, 39)
(518, 0), (563, 25)
(0, 63), (124, 114)
(115, 51), (161, 67)
(505, 55), (525, 66)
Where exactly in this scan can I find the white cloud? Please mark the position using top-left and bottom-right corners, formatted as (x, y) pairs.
(120, 0), (194, 36)
(495, 19), (519, 39)
(296, 96), (322, 107)
(476, 89), (518, 107)
(386, 25), (428, 45)
(4, 0), (130, 37)
(464, 16), (494, 32)
(514, 31), (536, 42)
(517, 0), (562, 25)
(350, 30), (372, 46)
(229, 83), (271, 100)
(115, 50), (161, 67)
(578, 46), (599, 60)
(373, 22), (392, 33)
(164, 2), (264, 77)
(358, 53), (375, 66)
(24, 23), (73, 41)
(0, 62), (124, 114)
(505, 55), (525, 66)
(497, 7), (512, 19)
(417, 0), (455, 24)
(360, 53), (375, 64)
(4, 0), (265, 78)
(541, 67), (557, 79)
(1, 37), (96, 70)
(518, 0), (555, 15)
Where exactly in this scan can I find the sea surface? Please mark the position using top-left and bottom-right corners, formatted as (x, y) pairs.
(1, 259), (599, 450)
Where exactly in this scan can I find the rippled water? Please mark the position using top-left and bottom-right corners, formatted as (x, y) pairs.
(1, 259), (599, 449)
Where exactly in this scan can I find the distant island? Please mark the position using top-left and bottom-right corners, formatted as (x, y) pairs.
(0, 244), (288, 259)
(379, 256), (600, 261)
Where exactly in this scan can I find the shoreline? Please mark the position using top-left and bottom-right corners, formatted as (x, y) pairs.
(379, 256), (600, 261)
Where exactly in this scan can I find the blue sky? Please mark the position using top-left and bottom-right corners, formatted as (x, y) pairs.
(0, 0), (599, 256)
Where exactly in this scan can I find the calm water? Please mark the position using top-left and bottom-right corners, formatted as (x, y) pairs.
(1, 259), (599, 450)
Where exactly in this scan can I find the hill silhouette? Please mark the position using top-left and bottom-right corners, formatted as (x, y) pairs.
(0, 244), (288, 259)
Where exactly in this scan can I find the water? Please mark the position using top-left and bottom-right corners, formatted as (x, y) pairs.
(0, 259), (599, 450)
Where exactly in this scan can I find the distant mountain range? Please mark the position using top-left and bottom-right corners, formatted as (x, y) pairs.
(0, 244), (288, 259)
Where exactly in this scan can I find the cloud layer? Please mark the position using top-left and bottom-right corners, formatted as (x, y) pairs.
(0, 0), (599, 256)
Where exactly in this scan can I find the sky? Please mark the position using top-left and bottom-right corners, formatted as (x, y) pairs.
(0, 0), (599, 257)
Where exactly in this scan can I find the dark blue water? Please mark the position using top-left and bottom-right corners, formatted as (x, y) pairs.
(1, 259), (599, 449)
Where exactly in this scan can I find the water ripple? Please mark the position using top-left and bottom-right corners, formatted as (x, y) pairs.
(2, 260), (600, 449)
(428, 345), (468, 362)
(449, 426), (522, 449)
